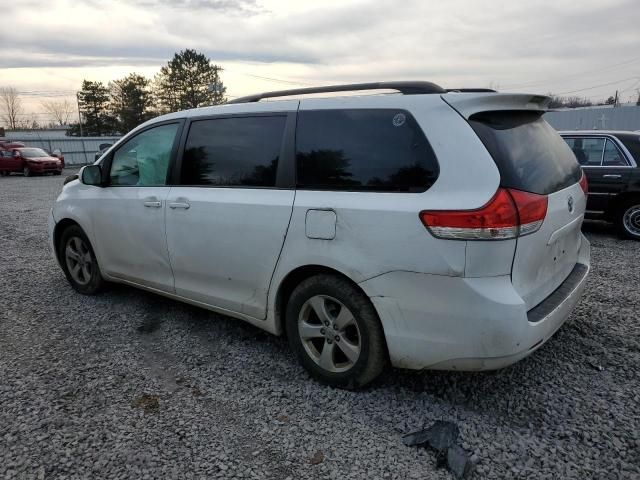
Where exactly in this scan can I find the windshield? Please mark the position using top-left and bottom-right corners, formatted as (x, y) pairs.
(19, 148), (50, 158)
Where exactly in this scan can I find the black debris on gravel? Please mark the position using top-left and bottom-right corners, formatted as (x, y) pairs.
(403, 421), (475, 479)
(403, 420), (460, 450)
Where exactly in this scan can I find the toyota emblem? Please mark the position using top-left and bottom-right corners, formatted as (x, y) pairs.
(567, 195), (574, 213)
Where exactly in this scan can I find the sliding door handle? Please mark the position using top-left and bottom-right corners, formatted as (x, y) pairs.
(602, 174), (621, 179)
(169, 202), (190, 210)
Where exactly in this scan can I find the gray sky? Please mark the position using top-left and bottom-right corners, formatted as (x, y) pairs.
(2, 0), (639, 121)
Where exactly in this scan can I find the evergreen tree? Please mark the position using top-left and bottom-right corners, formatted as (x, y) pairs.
(154, 49), (226, 113)
(110, 73), (155, 133)
(76, 80), (118, 136)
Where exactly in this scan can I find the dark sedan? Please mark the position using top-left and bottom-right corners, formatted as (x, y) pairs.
(560, 131), (640, 240)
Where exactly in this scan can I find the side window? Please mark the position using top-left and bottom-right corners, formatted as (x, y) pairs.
(602, 139), (627, 166)
(180, 116), (286, 187)
(576, 138), (604, 167)
(110, 123), (179, 186)
(295, 109), (439, 192)
(564, 137), (605, 166)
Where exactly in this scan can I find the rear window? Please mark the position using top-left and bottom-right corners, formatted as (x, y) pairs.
(296, 109), (439, 192)
(470, 111), (582, 195)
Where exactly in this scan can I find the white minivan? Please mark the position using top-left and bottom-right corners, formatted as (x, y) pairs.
(49, 82), (590, 388)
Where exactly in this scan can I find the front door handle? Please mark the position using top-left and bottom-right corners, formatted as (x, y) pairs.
(603, 174), (621, 178)
(169, 202), (190, 210)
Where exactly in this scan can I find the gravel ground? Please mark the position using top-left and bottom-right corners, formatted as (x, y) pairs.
(1, 171), (639, 480)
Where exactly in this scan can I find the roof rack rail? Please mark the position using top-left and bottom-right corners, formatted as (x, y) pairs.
(226, 81), (446, 104)
(446, 88), (497, 93)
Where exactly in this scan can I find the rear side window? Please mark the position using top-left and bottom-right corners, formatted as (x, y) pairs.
(295, 109), (439, 192)
(470, 111), (582, 195)
(616, 133), (640, 165)
(603, 139), (627, 166)
(181, 116), (286, 187)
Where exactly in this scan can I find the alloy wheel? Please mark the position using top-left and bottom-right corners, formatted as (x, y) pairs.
(65, 236), (93, 285)
(298, 295), (361, 373)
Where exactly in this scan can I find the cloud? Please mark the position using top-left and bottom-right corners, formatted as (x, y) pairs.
(130, 0), (265, 14)
(2, 0), (639, 102)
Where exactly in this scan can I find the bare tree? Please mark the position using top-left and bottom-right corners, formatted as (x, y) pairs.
(0, 87), (23, 129)
(41, 99), (75, 125)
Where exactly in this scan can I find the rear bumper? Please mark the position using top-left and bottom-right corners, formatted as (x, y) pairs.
(359, 234), (590, 370)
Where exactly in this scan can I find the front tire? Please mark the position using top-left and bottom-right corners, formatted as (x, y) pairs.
(616, 200), (640, 240)
(58, 225), (105, 294)
(285, 274), (387, 389)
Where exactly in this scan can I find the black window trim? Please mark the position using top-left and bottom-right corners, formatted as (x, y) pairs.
(561, 134), (634, 168)
(293, 107), (440, 193)
(171, 111), (297, 189)
(102, 118), (186, 187)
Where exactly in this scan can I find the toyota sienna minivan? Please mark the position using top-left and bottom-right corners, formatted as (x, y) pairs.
(49, 82), (590, 388)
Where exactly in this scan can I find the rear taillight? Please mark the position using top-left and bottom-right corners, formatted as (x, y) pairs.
(420, 188), (548, 240)
(579, 172), (588, 195)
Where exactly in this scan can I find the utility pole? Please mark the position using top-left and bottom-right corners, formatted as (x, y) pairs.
(614, 90), (619, 108)
(76, 92), (88, 164)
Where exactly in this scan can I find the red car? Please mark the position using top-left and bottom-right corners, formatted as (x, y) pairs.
(0, 147), (64, 176)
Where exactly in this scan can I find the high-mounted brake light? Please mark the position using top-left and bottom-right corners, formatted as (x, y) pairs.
(579, 172), (588, 195)
(420, 188), (548, 240)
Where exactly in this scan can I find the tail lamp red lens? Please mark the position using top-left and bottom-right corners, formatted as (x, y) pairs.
(579, 172), (588, 195)
(420, 188), (548, 240)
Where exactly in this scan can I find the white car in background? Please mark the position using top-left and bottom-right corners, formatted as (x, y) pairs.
(48, 82), (590, 388)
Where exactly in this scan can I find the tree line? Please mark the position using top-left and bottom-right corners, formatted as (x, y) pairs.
(68, 49), (226, 136)
(0, 49), (226, 136)
(3, 54), (640, 135)
(547, 92), (640, 109)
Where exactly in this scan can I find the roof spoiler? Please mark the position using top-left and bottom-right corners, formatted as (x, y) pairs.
(441, 93), (552, 119)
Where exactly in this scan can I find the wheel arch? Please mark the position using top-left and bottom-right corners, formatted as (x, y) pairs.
(53, 218), (82, 262)
(272, 264), (377, 338)
(606, 191), (640, 219)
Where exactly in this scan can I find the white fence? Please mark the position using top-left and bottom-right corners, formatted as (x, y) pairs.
(6, 136), (121, 165)
(545, 105), (640, 131)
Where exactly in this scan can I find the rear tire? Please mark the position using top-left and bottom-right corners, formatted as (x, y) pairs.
(58, 225), (105, 294)
(285, 274), (387, 389)
(615, 199), (640, 240)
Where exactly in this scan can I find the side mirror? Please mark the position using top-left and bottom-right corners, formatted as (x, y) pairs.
(80, 165), (103, 186)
